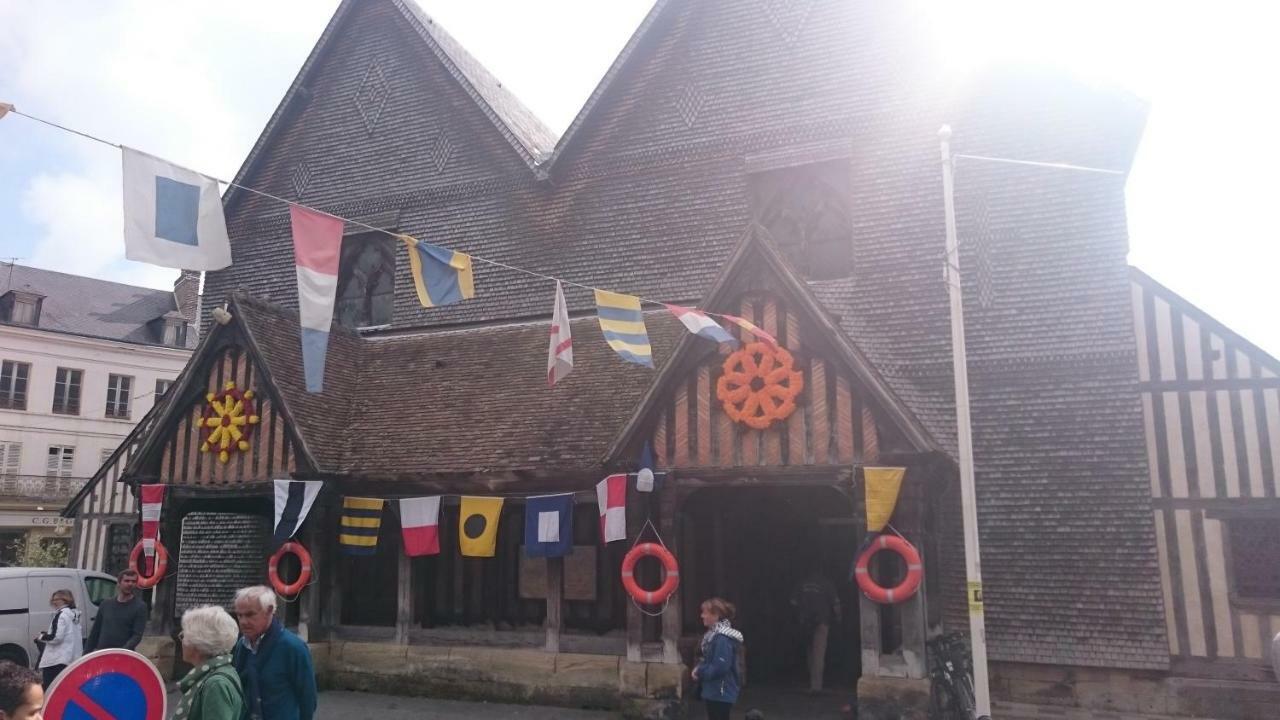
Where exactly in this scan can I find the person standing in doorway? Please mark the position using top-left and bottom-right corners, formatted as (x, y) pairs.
(791, 567), (841, 692)
(692, 597), (744, 720)
(35, 589), (82, 688)
(85, 569), (147, 652)
(231, 586), (316, 720)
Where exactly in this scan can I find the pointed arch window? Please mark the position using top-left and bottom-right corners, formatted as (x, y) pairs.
(335, 233), (395, 329)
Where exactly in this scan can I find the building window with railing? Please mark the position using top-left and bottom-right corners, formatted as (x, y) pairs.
(105, 374), (132, 419)
(52, 367), (82, 415)
(0, 443), (20, 487)
(0, 361), (30, 410)
(46, 445), (74, 496)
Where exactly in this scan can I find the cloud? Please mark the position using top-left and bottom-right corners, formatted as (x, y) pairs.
(0, 1), (333, 289)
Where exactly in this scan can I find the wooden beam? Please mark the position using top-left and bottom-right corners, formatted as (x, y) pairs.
(395, 548), (411, 645)
(860, 594), (881, 678)
(545, 556), (563, 653)
(659, 487), (682, 664)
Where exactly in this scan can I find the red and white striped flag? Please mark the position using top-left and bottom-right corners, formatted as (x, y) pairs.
(721, 313), (779, 350)
(547, 281), (573, 386)
(140, 484), (165, 575)
(596, 474), (627, 543)
(399, 496), (441, 557)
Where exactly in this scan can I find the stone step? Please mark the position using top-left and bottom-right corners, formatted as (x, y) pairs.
(993, 701), (1221, 720)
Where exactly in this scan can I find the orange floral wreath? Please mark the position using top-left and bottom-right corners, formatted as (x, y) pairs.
(716, 342), (804, 430)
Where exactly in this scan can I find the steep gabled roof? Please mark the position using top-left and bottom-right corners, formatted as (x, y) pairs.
(223, 0), (556, 211)
(606, 224), (940, 464)
(1131, 266), (1280, 375)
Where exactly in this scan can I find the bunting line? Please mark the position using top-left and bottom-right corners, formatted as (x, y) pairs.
(4, 107), (779, 332)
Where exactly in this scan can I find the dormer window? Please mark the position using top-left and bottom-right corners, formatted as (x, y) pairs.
(0, 291), (43, 326)
(163, 319), (188, 347)
(335, 233), (395, 330)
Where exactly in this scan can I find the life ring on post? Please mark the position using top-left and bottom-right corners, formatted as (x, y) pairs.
(269, 541), (313, 597)
(854, 534), (923, 605)
(621, 542), (680, 605)
(127, 540), (169, 589)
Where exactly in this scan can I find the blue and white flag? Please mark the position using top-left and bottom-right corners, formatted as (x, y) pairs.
(122, 146), (232, 270)
(524, 493), (574, 558)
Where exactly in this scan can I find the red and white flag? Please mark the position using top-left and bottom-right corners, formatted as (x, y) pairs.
(140, 484), (165, 575)
(547, 281), (573, 386)
(399, 496), (442, 557)
(596, 474), (627, 543)
(721, 313), (779, 350)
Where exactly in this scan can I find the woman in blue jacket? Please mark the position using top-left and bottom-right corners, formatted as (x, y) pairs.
(691, 597), (743, 720)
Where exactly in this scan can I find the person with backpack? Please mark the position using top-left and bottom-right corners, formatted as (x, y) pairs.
(35, 589), (82, 688)
(790, 567), (841, 692)
(692, 597), (744, 720)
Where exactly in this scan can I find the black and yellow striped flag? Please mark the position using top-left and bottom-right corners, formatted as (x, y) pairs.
(339, 496), (384, 556)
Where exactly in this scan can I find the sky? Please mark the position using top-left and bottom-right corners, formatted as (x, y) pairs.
(1, 1), (1277, 355)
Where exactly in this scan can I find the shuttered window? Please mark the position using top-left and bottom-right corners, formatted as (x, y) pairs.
(46, 446), (74, 478)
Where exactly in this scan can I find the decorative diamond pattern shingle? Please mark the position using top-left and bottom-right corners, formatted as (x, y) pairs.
(197, 0), (1166, 670)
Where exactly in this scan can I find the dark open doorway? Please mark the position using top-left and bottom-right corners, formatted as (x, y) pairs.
(679, 484), (861, 691)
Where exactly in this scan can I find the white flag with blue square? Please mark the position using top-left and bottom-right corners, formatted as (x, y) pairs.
(121, 146), (232, 270)
(524, 493), (574, 558)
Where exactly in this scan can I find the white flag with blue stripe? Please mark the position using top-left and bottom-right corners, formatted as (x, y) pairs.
(122, 146), (232, 270)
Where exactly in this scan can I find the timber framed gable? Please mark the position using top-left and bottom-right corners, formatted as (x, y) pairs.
(607, 224), (938, 470)
(124, 301), (316, 488)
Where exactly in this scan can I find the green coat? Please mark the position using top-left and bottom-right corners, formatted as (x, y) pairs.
(175, 655), (244, 720)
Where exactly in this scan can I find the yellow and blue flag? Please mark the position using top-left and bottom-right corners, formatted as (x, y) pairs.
(402, 236), (475, 308)
(339, 496), (385, 556)
(595, 289), (653, 368)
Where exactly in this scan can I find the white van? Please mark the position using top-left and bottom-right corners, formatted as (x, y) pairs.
(0, 568), (118, 667)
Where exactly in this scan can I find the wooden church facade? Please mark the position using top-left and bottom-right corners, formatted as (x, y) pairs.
(63, 0), (1279, 716)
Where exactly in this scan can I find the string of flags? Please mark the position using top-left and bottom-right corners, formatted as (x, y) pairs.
(265, 470), (659, 563)
(2, 106), (780, 394)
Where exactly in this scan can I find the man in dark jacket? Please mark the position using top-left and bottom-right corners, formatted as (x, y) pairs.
(231, 586), (316, 720)
(85, 569), (147, 652)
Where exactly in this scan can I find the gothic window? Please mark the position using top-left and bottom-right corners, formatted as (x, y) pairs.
(335, 234), (395, 329)
(749, 160), (853, 280)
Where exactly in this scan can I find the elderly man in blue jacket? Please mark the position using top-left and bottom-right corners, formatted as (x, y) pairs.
(232, 586), (317, 720)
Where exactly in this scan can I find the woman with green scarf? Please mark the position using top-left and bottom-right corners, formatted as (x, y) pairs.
(174, 606), (244, 720)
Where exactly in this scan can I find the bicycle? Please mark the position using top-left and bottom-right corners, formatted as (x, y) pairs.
(927, 632), (981, 720)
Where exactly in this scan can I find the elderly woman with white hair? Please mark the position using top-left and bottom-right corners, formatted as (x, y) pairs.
(174, 605), (245, 720)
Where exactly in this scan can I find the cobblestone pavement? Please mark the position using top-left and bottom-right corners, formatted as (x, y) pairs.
(994, 701), (1221, 720)
(313, 691), (621, 719)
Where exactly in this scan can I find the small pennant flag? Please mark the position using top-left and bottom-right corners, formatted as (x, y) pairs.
(400, 496), (442, 557)
(664, 304), (739, 347)
(403, 236), (475, 308)
(524, 493), (574, 558)
(339, 497), (385, 556)
(547, 281), (574, 387)
(459, 496), (504, 557)
(596, 474), (627, 543)
(864, 467), (906, 533)
(595, 289), (653, 368)
(139, 484), (165, 575)
(721, 313), (779, 350)
(0, 103), (13, 121)
(291, 206), (344, 393)
(121, 146), (232, 270)
(272, 480), (322, 549)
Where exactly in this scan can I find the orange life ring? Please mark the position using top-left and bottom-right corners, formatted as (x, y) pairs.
(269, 541), (313, 597)
(854, 534), (923, 604)
(128, 540), (169, 589)
(621, 542), (680, 605)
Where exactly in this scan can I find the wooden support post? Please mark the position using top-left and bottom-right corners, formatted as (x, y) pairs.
(860, 594), (881, 679)
(395, 550), (412, 645)
(659, 485), (682, 664)
(298, 513), (322, 642)
(626, 594), (643, 662)
(325, 501), (343, 628)
(545, 556), (563, 653)
(148, 502), (182, 636)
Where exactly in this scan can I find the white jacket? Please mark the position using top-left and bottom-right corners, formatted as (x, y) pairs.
(38, 607), (83, 668)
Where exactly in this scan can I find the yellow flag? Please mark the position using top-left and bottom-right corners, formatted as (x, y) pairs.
(864, 467), (906, 532)
(459, 496), (504, 557)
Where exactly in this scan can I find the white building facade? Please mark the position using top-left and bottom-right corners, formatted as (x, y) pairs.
(0, 264), (194, 569)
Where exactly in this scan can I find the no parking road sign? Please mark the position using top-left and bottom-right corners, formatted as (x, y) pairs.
(44, 649), (167, 720)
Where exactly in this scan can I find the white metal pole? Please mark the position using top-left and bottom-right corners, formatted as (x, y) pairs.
(938, 124), (992, 719)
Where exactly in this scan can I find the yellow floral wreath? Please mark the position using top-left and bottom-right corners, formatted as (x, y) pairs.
(200, 381), (261, 463)
(716, 342), (804, 430)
